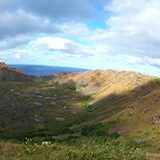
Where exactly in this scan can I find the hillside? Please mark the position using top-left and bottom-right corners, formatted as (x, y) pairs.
(1, 62), (160, 159)
(38, 69), (158, 122)
(41, 68), (160, 153)
(0, 62), (36, 82)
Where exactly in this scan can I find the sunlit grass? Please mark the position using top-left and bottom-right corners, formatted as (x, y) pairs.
(0, 136), (146, 160)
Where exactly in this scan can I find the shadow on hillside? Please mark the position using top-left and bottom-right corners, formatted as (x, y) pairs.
(7, 71), (160, 126)
(85, 78), (160, 123)
(38, 73), (160, 125)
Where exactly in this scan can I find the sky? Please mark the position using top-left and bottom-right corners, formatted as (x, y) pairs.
(1, 0), (160, 77)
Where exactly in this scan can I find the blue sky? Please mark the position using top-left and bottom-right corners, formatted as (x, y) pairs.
(1, 0), (160, 77)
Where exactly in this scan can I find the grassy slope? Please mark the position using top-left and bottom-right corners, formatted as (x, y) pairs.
(1, 67), (160, 159)
(0, 80), (148, 159)
(84, 78), (160, 154)
(0, 82), (88, 137)
(0, 137), (146, 160)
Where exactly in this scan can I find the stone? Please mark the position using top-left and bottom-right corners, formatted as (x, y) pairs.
(34, 118), (40, 122)
(37, 95), (43, 98)
(31, 102), (42, 106)
(14, 92), (21, 95)
(42, 141), (49, 145)
(51, 101), (56, 105)
(155, 99), (159, 102)
(150, 116), (159, 124)
(55, 117), (65, 122)
(45, 97), (52, 100)
(135, 148), (141, 151)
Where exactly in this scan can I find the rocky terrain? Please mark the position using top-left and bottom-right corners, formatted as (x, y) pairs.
(0, 62), (36, 82)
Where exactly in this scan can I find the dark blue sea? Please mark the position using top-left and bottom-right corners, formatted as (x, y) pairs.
(8, 64), (90, 76)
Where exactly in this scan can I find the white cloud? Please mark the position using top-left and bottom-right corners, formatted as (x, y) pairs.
(0, 35), (29, 50)
(30, 37), (93, 56)
(30, 37), (69, 50)
(15, 54), (21, 59)
(12, 49), (31, 59)
(0, 9), (61, 41)
(0, 52), (10, 59)
(0, 52), (21, 60)
(59, 22), (91, 37)
(125, 55), (144, 64)
(0, 48), (31, 60)
(146, 57), (160, 66)
(2, 0), (160, 77)
(0, 1), (106, 41)
(16, 49), (30, 54)
(88, 0), (160, 59)
(64, 54), (82, 58)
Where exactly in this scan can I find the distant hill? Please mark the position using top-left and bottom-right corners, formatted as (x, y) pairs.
(1, 62), (160, 148)
(0, 62), (36, 81)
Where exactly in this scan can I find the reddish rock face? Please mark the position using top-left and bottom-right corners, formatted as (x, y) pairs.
(0, 62), (36, 81)
(37, 67), (153, 100)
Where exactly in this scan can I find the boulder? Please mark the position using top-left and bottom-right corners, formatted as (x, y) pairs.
(55, 117), (65, 122)
(150, 116), (159, 124)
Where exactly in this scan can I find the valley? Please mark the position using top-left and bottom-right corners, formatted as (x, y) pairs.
(0, 62), (160, 159)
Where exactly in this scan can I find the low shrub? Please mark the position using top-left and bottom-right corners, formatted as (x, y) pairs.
(67, 84), (76, 90)
(81, 122), (119, 138)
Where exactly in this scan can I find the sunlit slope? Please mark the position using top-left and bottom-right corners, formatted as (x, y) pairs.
(44, 70), (160, 152)
(41, 69), (153, 97)
(107, 78), (160, 134)
(39, 69), (155, 120)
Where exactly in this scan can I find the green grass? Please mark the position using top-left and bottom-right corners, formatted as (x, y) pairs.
(67, 83), (76, 90)
(55, 78), (62, 85)
(0, 136), (146, 160)
(82, 83), (88, 88)
(0, 78), (4, 82)
(0, 82), (88, 137)
(0, 79), (159, 159)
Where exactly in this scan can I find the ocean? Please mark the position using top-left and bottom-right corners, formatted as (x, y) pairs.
(8, 64), (90, 76)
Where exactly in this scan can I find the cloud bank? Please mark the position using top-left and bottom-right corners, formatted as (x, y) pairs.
(1, 0), (160, 77)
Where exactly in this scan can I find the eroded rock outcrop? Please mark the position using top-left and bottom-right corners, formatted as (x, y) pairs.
(0, 62), (36, 81)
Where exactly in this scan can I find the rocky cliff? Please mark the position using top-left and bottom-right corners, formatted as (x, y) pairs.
(0, 62), (36, 81)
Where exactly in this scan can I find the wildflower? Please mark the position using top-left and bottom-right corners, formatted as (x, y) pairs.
(26, 142), (28, 144)
(35, 143), (37, 145)
(25, 137), (27, 139)
(109, 154), (112, 158)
